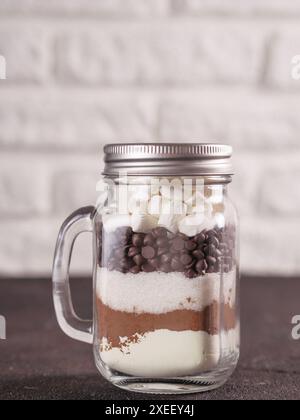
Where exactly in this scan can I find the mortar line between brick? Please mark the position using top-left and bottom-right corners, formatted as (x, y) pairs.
(0, 15), (299, 24)
(2, 85), (300, 96)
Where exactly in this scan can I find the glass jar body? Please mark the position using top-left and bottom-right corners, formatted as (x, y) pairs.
(93, 175), (240, 394)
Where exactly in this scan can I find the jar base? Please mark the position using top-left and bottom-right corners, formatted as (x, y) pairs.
(108, 367), (236, 395)
(113, 380), (226, 395)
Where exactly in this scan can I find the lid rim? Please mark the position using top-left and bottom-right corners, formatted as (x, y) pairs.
(103, 143), (234, 176)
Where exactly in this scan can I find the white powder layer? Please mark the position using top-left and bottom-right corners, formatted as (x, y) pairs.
(100, 328), (239, 377)
(97, 268), (236, 314)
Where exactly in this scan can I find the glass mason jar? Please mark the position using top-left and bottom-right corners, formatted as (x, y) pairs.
(52, 143), (240, 394)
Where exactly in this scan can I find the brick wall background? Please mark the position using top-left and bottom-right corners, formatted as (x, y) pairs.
(0, 0), (300, 277)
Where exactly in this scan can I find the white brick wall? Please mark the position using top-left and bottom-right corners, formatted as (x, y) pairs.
(158, 89), (300, 150)
(0, 158), (50, 217)
(0, 1), (299, 277)
(267, 27), (300, 88)
(0, 91), (157, 148)
(55, 23), (265, 85)
(0, 26), (49, 83)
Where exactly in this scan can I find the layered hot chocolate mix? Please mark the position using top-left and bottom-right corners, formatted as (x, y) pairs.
(96, 224), (238, 375)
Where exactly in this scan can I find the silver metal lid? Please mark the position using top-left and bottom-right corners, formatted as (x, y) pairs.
(103, 143), (233, 177)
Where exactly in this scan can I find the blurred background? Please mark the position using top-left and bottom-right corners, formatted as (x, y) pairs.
(0, 0), (299, 278)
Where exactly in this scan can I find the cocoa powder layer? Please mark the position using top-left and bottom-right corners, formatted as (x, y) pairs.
(97, 298), (236, 349)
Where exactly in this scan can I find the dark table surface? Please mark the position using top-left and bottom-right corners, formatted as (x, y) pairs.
(0, 276), (300, 400)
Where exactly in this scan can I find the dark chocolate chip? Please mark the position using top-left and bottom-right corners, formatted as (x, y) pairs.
(192, 249), (205, 260)
(130, 266), (141, 274)
(185, 241), (197, 251)
(208, 236), (220, 248)
(156, 237), (169, 248)
(206, 256), (217, 266)
(206, 229), (218, 238)
(172, 237), (186, 252)
(178, 233), (189, 240)
(215, 248), (223, 258)
(132, 233), (144, 248)
(160, 254), (172, 264)
(116, 266), (127, 273)
(149, 258), (160, 269)
(186, 259), (196, 269)
(203, 245), (209, 255)
(120, 257), (132, 271)
(152, 227), (168, 238)
(171, 257), (184, 271)
(144, 234), (155, 246)
(133, 254), (145, 266)
(207, 244), (217, 256)
(195, 232), (206, 244)
(168, 232), (176, 240)
(157, 247), (169, 257)
(160, 263), (171, 273)
(219, 243), (227, 252)
(128, 247), (140, 258)
(180, 253), (193, 266)
(195, 259), (207, 273)
(142, 263), (156, 273)
(142, 246), (156, 260)
(185, 268), (198, 279)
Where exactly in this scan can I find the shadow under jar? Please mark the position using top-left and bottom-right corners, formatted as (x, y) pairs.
(53, 143), (240, 394)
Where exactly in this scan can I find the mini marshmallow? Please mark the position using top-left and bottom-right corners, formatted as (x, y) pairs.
(185, 192), (204, 211)
(185, 194), (213, 218)
(213, 212), (226, 228)
(156, 197), (186, 233)
(197, 202), (213, 218)
(131, 214), (158, 233)
(148, 195), (162, 216)
(182, 181), (194, 203)
(149, 180), (160, 197)
(103, 214), (132, 233)
(127, 187), (150, 215)
(159, 197), (187, 216)
(160, 182), (183, 201)
(129, 184), (151, 196)
(206, 186), (223, 204)
(178, 214), (206, 237)
(174, 201), (188, 216)
(161, 198), (172, 215)
(158, 214), (184, 234)
(128, 196), (149, 215)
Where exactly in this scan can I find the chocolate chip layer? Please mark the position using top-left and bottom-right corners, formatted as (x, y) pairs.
(99, 225), (236, 279)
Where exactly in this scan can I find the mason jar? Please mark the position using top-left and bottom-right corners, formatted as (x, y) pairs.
(52, 143), (240, 394)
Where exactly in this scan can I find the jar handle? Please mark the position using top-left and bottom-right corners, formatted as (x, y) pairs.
(52, 206), (95, 344)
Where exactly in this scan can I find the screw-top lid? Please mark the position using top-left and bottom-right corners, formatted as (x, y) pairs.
(103, 143), (233, 177)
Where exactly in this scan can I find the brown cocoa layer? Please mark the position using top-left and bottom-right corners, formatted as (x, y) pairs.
(97, 298), (236, 350)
